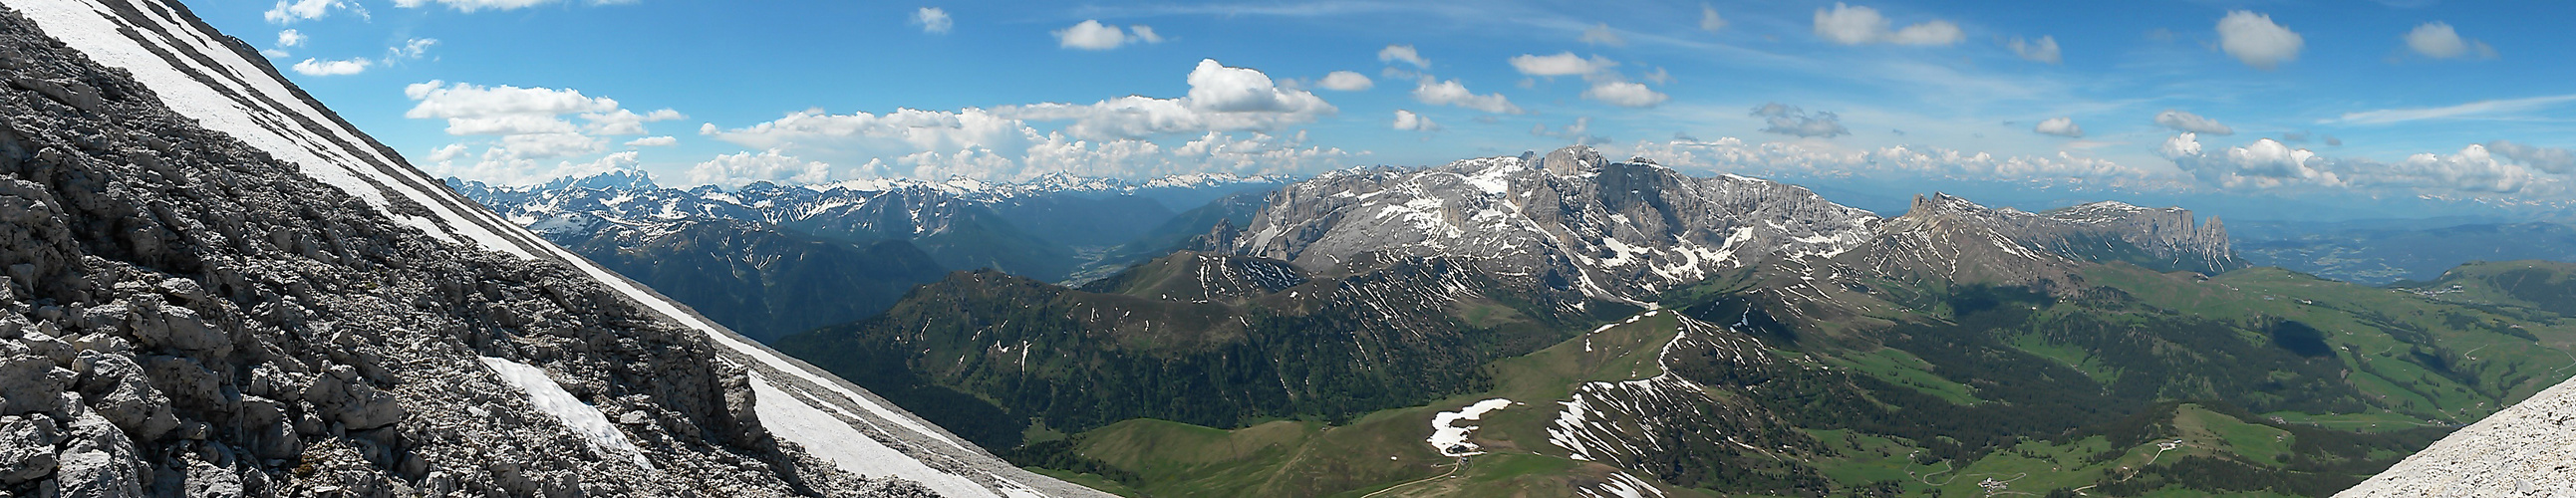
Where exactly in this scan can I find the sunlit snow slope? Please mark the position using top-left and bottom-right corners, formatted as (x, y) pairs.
(1, 0), (1097, 495)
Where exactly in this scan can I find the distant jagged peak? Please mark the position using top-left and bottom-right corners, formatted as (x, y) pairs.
(1534, 144), (1611, 176)
(540, 168), (660, 192)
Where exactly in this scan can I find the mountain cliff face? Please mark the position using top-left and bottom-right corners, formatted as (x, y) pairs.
(0, 1), (1098, 496)
(1222, 146), (1879, 300)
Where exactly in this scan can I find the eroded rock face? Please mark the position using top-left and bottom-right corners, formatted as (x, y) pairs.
(0, 3), (934, 496)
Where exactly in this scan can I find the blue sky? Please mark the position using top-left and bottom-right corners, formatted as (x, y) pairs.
(199, 0), (2576, 220)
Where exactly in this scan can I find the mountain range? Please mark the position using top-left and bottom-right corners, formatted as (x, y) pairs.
(449, 171), (1286, 342)
(0, 1), (1098, 496)
(772, 146), (2576, 496)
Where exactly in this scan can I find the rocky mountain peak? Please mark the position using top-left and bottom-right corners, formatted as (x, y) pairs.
(1533, 144), (1610, 176)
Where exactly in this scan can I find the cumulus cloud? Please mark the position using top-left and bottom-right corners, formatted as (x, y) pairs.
(2033, 117), (2083, 137)
(276, 29), (306, 48)
(264, 0), (362, 24)
(2156, 132), (2203, 159)
(2153, 110), (2234, 135)
(2216, 11), (2302, 70)
(1392, 110), (1438, 131)
(1055, 20), (1163, 50)
(1579, 23), (1625, 46)
(1624, 137), (2155, 188)
(2405, 22), (2497, 60)
(2158, 134), (2572, 196)
(291, 58), (371, 76)
(405, 81), (622, 134)
(2487, 140), (2576, 173)
(1751, 103), (1850, 138)
(1379, 45), (1429, 68)
(697, 60), (1356, 182)
(403, 81), (682, 163)
(2007, 35), (2060, 64)
(1315, 71), (1373, 91)
(689, 149), (837, 188)
(1814, 3), (1962, 46)
(913, 7), (953, 34)
(1412, 78), (1522, 114)
(583, 109), (686, 135)
(391, 0), (621, 13)
(996, 60), (1335, 137)
(1699, 4), (1727, 33)
(2168, 137), (2337, 189)
(1509, 52), (1618, 77)
(624, 135), (678, 146)
(1582, 82), (1668, 108)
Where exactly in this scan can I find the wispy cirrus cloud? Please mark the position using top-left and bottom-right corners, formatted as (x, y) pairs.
(2328, 94), (2576, 124)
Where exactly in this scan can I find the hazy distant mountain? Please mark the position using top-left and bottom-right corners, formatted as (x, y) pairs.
(2233, 220), (2576, 285)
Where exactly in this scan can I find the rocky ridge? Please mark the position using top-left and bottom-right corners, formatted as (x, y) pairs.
(1222, 146), (1880, 301)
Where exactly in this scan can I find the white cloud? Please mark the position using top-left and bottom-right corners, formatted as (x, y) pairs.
(404, 81), (680, 167)
(391, 0), (609, 13)
(425, 143), (469, 162)
(2153, 110), (2234, 135)
(2007, 35), (2060, 64)
(1317, 71), (1373, 92)
(1579, 23), (1625, 46)
(690, 148), (839, 187)
(1582, 82), (1668, 108)
(2216, 11), (2302, 70)
(290, 58), (371, 76)
(1624, 137), (2156, 187)
(2330, 94), (2576, 124)
(1508, 52), (1618, 77)
(264, 0), (360, 24)
(1055, 20), (1162, 50)
(1412, 78), (1522, 114)
(384, 38), (438, 62)
(706, 59), (1336, 179)
(2160, 135), (2573, 196)
(1699, 4), (1727, 33)
(2487, 140), (2576, 174)
(2405, 22), (2497, 60)
(261, 49), (290, 59)
(404, 81), (623, 134)
(1379, 45), (1429, 68)
(493, 132), (605, 159)
(1533, 117), (1604, 145)
(913, 7), (953, 34)
(624, 135), (679, 146)
(1814, 3), (1962, 46)
(2033, 117), (2083, 137)
(1185, 60), (1303, 112)
(994, 59), (1334, 138)
(276, 29), (306, 48)
(2157, 132), (2203, 159)
(583, 109), (686, 135)
(1392, 110), (1438, 131)
(1751, 103), (1849, 138)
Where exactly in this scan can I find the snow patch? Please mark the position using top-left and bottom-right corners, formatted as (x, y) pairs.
(476, 358), (653, 470)
(749, 374), (998, 498)
(1426, 398), (1516, 457)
